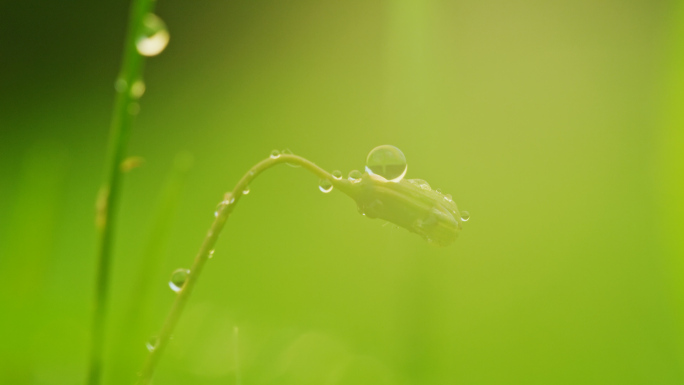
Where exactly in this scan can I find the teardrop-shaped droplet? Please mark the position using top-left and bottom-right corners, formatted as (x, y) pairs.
(136, 14), (170, 57)
(460, 211), (470, 222)
(332, 170), (342, 180)
(130, 80), (146, 99)
(319, 179), (333, 193)
(169, 268), (190, 292)
(348, 170), (362, 183)
(365, 145), (407, 182)
(146, 336), (158, 352)
(270, 150), (281, 159)
(243, 186), (250, 195)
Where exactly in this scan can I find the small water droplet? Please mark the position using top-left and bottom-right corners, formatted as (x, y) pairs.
(408, 179), (431, 191)
(130, 80), (146, 98)
(460, 211), (470, 222)
(444, 194), (453, 202)
(270, 150), (281, 159)
(435, 188), (442, 194)
(319, 179), (333, 193)
(348, 170), (362, 183)
(136, 14), (170, 57)
(332, 170), (342, 180)
(215, 201), (227, 217)
(146, 336), (158, 352)
(243, 186), (250, 195)
(365, 145), (407, 182)
(282, 148), (301, 167)
(169, 268), (190, 292)
(208, 249), (215, 259)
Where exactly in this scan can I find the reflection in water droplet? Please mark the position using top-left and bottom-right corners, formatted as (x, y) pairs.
(435, 188), (442, 194)
(208, 249), (215, 259)
(332, 170), (342, 180)
(130, 80), (146, 98)
(319, 179), (333, 193)
(169, 268), (190, 292)
(365, 145), (407, 182)
(444, 194), (453, 202)
(270, 150), (281, 159)
(146, 336), (158, 352)
(460, 211), (470, 222)
(243, 186), (250, 195)
(348, 170), (362, 183)
(136, 14), (170, 57)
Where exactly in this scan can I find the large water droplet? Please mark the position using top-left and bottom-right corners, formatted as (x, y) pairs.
(348, 170), (362, 183)
(319, 179), (333, 193)
(136, 14), (170, 57)
(365, 145), (407, 182)
(169, 268), (190, 292)
(270, 150), (281, 159)
(460, 211), (470, 222)
(332, 170), (342, 180)
(130, 80), (146, 98)
(146, 336), (158, 352)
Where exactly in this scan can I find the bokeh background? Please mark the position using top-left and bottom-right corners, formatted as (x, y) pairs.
(1, 0), (684, 384)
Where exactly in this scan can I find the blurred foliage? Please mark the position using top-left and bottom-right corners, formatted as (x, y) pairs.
(1, 0), (683, 384)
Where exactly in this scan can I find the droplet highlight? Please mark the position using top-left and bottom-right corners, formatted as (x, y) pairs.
(270, 150), (281, 159)
(348, 170), (362, 183)
(242, 186), (250, 195)
(169, 268), (190, 292)
(460, 211), (470, 222)
(208, 249), (215, 259)
(146, 336), (158, 352)
(319, 179), (333, 193)
(365, 145), (407, 182)
(136, 14), (170, 57)
(332, 170), (342, 180)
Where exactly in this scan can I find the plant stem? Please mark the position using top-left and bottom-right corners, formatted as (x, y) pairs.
(89, 0), (158, 384)
(135, 154), (351, 385)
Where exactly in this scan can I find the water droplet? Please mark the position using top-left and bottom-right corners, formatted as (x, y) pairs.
(169, 268), (190, 292)
(332, 170), (342, 180)
(146, 336), (158, 352)
(208, 249), (215, 259)
(136, 14), (170, 57)
(435, 188), (442, 194)
(444, 194), (453, 202)
(408, 179), (431, 191)
(243, 186), (250, 195)
(270, 150), (281, 159)
(130, 80), (146, 98)
(319, 179), (333, 193)
(460, 211), (470, 222)
(365, 145), (407, 182)
(215, 201), (226, 217)
(115, 78), (127, 92)
(281, 148), (301, 167)
(348, 170), (362, 183)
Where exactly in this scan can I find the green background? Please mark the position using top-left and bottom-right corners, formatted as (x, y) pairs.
(1, 0), (684, 384)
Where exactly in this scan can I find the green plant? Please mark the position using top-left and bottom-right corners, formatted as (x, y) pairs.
(135, 148), (468, 384)
(89, 0), (168, 383)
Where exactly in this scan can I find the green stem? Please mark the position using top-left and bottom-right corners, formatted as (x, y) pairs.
(135, 154), (350, 385)
(89, 0), (158, 384)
